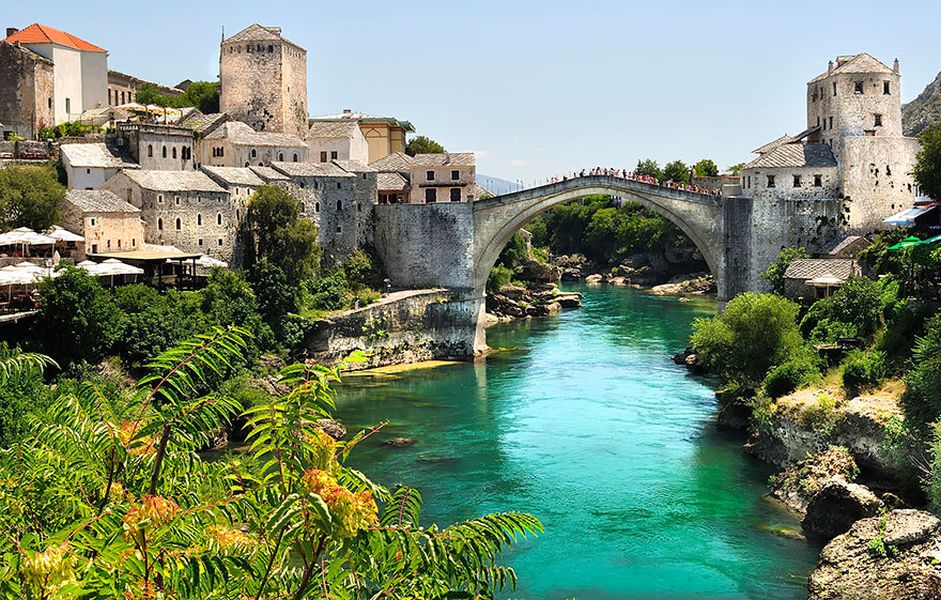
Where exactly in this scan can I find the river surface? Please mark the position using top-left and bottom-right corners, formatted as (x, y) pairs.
(335, 284), (818, 599)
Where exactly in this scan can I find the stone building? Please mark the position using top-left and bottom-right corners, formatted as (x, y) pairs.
(740, 53), (923, 280)
(0, 40), (54, 139)
(201, 165), (265, 211)
(62, 189), (143, 256)
(371, 152), (477, 204)
(307, 120), (369, 164)
(107, 70), (183, 107)
(2, 24), (108, 127)
(310, 110), (414, 163)
(197, 120), (307, 168)
(782, 258), (861, 301)
(60, 142), (138, 189)
(219, 24), (308, 139)
(101, 169), (236, 260)
(113, 122), (194, 171)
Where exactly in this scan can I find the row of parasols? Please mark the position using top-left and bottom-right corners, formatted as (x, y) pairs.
(0, 259), (144, 288)
(0, 226), (84, 256)
(887, 234), (941, 250)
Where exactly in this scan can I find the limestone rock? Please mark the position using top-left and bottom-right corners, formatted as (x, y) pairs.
(769, 447), (859, 516)
(649, 273), (716, 296)
(555, 292), (582, 309)
(802, 476), (883, 542)
(385, 437), (416, 448)
(317, 419), (347, 440)
(515, 258), (559, 283)
(809, 509), (941, 600)
(585, 274), (603, 284)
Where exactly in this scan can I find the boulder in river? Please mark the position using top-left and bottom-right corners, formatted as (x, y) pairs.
(385, 437), (417, 448)
(317, 419), (347, 440)
(809, 509), (941, 600)
(770, 447), (859, 515)
(585, 274), (604, 284)
(802, 476), (883, 542)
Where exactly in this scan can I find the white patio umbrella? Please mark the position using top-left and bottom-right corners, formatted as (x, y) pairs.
(94, 258), (144, 286)
(46, 226), (84, 243)
(0, 227), (55, 257)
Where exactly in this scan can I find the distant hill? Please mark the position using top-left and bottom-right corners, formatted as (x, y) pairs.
(903, 70), (941, 136)
(477, 174), (522, 197)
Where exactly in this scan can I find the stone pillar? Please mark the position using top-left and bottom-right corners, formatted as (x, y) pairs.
(721, 195), (754, 302)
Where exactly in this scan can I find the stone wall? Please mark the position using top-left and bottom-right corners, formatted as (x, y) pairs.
(841, 136), (921, 232)
(302, 289), (479, 368)
(0, 43), (54, 138)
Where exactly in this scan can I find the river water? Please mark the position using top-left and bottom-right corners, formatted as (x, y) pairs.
(335, 284), (818, 599)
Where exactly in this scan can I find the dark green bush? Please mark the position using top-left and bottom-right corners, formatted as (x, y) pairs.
(762, 350), (824, 398)
(487, 264), (514, 293)
(800, 276), (888, 340)
(842, 349), (886, 395)
(902, 313), (941, 428)
(808, 318), (858, 344)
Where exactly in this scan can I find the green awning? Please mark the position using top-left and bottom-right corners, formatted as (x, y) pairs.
(887, 236), (923, 251)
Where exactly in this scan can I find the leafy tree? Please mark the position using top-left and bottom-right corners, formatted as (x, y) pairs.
(133, 82), (164, 105)
(248, 261), (297, 339)
(912, 121), (941, 199)
(114, 285), (204, 366)
(799, 276), (888, 339)
(405, 135), (445, 156)
(634, 159), (663, 180)
(693, 159), (719, 178)
(182, 81), (220, 113)
(243, 185), (319, 285)
(728, 162), (747, 175)
(691, 292), (803, 384)
(0, 330), (541, 598)
(761, 246), (810, 294)
(496, 231), (530, 269)
(31, 267), (124, 368)
(0, 164), (65, 231)
(663, 160), (691, 184)
(901, 312), (941, 427)
(0, 344), (55, 446)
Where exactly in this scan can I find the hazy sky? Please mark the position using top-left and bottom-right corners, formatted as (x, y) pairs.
(7, 1), (941, 181)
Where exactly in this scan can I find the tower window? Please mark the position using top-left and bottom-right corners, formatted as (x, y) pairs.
(426, 170), (435, 181)
(197, 214), (202, 226)
(162, 146), (167, 159)
(172, 147), (177, 159)
(251, 148), (257, 158)
(854, 81), (864, 94)
(320, 151), (327, 162)
(175, 218), (181, 230)
(279, 152), (284, 161)
(336, 200), (342, 211)
(217, 213), (222, 225)
(450, 188), (461, 202)
(767, 175), (776, 188)
(315, 202), (320, 213)
(833, 82), (837, 96)
(451, 169), (460, 180)
(157, 218), (163, 231)
(829, 116), (833, 130)
(884, 81), (890, 95)
(336, 182), (341, 189)
(814, 174), (822, 187)
(293, 153), (298, 162)
(874, 114), (883, 127)
(792, 175), (801, 188)
(147, 145), (153, 158)
(331, 151), (338, 160)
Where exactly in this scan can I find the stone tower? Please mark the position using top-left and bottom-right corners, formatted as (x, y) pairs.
(219, 24), (308, 139)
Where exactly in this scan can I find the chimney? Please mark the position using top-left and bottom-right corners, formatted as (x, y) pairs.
(893, 58), (900, 74)
(343, 109), (352, 115)
(6, 27), (18, 38)
(828, 60), (833, 75)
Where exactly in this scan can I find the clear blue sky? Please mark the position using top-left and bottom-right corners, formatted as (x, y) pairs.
(7, 0), (941, 182)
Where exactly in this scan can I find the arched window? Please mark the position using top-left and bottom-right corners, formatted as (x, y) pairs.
(236, 209), (241, 221)
(293, 153), (298, 162)
(336, 200), (342, 211)
(245, 162), (250, 167)
(278, 152), (284, 161)
(172, 147), (177, 159)
(315, 202), (320, 213)
(197, 214), (202, 226)
(162, 146), (167, 159)
(216, 213), (222, 225)
(157, 218), (163, 231)
(147, 145), (153, 158)
(251, 148), (257, 158)
(175, 218), (181, 230)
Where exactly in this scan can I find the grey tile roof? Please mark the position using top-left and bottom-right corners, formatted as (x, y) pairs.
(203, 121), (306, 147)
(121, 170), (226, 193)
(333, 159), (376, 173)
(306, 121), (360, 139)
(808, 53), (895, 84)
(270, 162), (353, 178)
(200, 166), (265, 187)
(66, 189), (140, 213)
(223, 24), (303, 50)
(369, 152), (414, 172)
(752, 134), (795, 154)
(250, 166), (290, 182)
(784, 258), (861, 281)
(827, 235), (871, 258)
(377, 172), (409, 191)
(60, 143), (137, 169)
(745, 143), (837, 169)
(179, 111), (228, 135)
(311, 112), (414, 132)
(410, 152), (475, 167)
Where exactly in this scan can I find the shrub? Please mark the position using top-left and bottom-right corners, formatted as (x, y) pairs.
(808, 318), (858, 344)
(801, 391), (841, 436)
(801, 276), (887, 340)
(762, 350), (823, 398)
(841, 349), (886, 395)
(303, 271), (351, 311)
(487, 264), (514, 293)
(901, 312), (941, 428)
(761, 246), (809, 294)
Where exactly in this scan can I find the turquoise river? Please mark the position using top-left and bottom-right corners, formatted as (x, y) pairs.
(335, 284), (819, 599)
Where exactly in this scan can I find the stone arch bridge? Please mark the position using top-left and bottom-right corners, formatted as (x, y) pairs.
(374, 175), (770, 354)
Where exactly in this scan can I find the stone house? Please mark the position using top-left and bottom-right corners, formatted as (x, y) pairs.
(782, 258), (861, 301)
(197, 121), (307, 168)
(219, 24), (308, 139)
(370, 152), (477, 204)
(113, 122), (194, 171)
(0, 40), (54, 139)
(101, 169), (236, 260)
(307, 120), (369, 164)
(310, 110), (414, 163)
(62, 189), (143, 257)
(2, 24), (108, 127)
(60, 142), (137, 189)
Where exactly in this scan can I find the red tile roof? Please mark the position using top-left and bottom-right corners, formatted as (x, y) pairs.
(3, 23), (106, 53)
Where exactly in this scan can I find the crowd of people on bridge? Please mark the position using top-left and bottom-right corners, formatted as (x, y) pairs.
(543, 167), (722, 196)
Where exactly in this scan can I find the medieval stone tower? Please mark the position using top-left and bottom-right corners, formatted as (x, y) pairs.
(219, 24), (308, 139)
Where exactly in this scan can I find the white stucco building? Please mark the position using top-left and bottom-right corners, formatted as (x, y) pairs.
(60, 142), (138, 189)
(306, 120), (370, 164)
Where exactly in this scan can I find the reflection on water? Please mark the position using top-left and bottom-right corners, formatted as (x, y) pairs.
(336, 285), (817, 599)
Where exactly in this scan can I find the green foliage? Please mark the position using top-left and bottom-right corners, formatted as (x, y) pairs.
(728, 162), (747, 175)
(36, 121), (99, 140)
(32, 267), (125, 369)
(761, 246), (809, 294)
(114, 285), (205, 366)
(800, 276), (890, 340)
(841, 349), (886, 395)
(808, 318), (858, 344)
(405, 135), (445, 156)
(0, 330), (540, 598)
(801, 391), (841, 436)
(762, 349), (823, 398)
(497, 231), (529, 269)
(663, 160), (690, 184)
(691, 292), (803, 384)
(912, 121), (941, 199)
(634, 159), (663, 180)
(0, 164), (66, 231)
(693, 159), (719, 178)
(0, 344), (55, 446)
(242, 185), (319, 286)
(867, 511), (897, 558)
(901, 312), (941, 428)
(299, 251), (384, 314)
(135, 81), (220, 113)
(487, 264), (514, 293)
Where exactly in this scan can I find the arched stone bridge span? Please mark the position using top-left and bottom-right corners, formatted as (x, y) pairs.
(373, 175), (757, 354)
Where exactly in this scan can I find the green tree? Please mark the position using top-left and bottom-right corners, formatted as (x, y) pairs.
(31, 266), (124, 368)
(634, 159), (663, 180)
(134, 82), (163, 105)
(243, 185), (319, 285)
(728, 162), (747, 175)
(691, 292), (803, 384)
(901, 312), (941, 427)
(405, 135), (445, 156)
(0, 164), (66, 231)
(663, 160), (691, 184)
(693, 159), (719, 178)
(182, 81), (220, 113)
(761, 246), (810, 294)
(912, 121), (941, 199)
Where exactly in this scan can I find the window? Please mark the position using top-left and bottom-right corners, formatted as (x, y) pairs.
(89, 217), (97, 227)
(874, 114), (883, 127)
(300, 182), (305, 189)
(108, 89), (112, 105)
(336, 225), (342, 233)
(198, 239), (203, 246)
(833, 82), (837, 96)
(175, 196), (180, 205)
(792, 175), (801, 188)
(197, 214), (202, 226)
(157, 218), (164, 231)
(117, 239), (121, 249)
(120, 91), (125, 104)
(336, 182), (341, 189)
(450, 188), (461, 202)
(336, 200), (342, 211)
(268, 45), (273, 52)
(425, 188), (437, 203)
(451, 169), (460, 180)
(217, 213), (222, 225)
(767, 175), (776, 188)
(236, 209), (241, 220)
(86, 168), (91, 174)
(814, 174), (823, 187)
(357, 203), (361, 212)
(426, 170), (435, 181)
(330, 151), (338, 160)
(251, 148), (257, 158)
(279, 152), (284, 161)
(158, 194), (163, 204)
(315, 202), (320, 213)
(132, 239), (136, 247)
(884, 81), (891, 95)
(320, 151), (327, 163)
(293, 153), (298, 162)
(65, 98), (71, 114)
(48, 98), (52, 110)
(829, 116), (833, 130)
(148, 145), (153, 158)
(91, 244), (98, 254)
(854, 81), (864, 94)
(162, 146), (167, 159)
(106, 240), (111, 249)
(299, 202), (305, 213)
(175, 218), (181, 230)
(172, 147), (177, 159)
